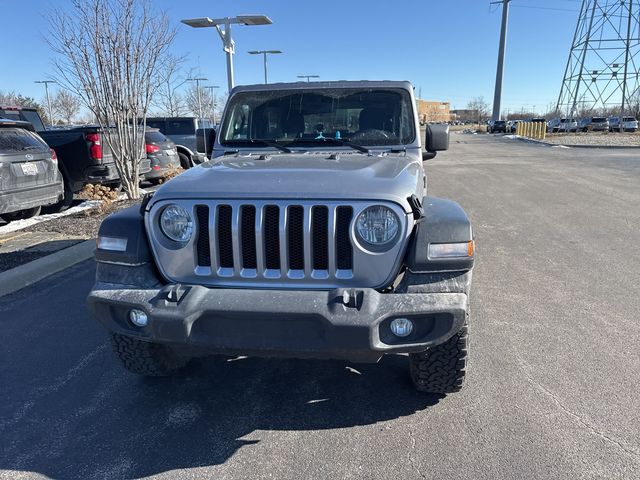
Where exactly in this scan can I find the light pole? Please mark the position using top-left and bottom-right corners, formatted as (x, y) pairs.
(188, 77), (208, 158)
(35, 80), (56, 127)
(248, 50), (282, 84)
(491, 0), (511, 121)
(297, 75), (319, 82)
(181, 15), (273, 92)
(204, 85), (220, 124)
(187, 77), (208, 119)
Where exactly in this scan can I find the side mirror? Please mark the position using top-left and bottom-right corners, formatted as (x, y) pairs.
(196, 128), (216, 157)
(426, 124), (450, 152)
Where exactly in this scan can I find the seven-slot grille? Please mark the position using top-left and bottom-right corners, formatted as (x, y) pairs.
(194, 202), (354, 280)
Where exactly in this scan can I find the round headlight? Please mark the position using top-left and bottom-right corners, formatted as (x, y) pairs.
(160, 204), (193, 242)
(355, 206), (400, 246)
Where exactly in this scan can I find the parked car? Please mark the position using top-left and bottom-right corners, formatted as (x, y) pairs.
(489, 120), (507, 133)
(0, 118), (63, 222)
(143, 129), (180, 184)
(548, 118), (578, 133)
(145, 117), (214, 169)
(509, 120), (520, 133)
(0, 106), (117, 212)
(89, 80), (474, 394)
(608, 116), (638, 132)
(579, 117), (609, 132)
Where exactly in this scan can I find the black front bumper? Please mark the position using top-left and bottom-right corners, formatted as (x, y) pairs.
(88, 278), (468, 363)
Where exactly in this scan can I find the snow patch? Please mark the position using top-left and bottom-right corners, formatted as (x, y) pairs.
(0, 200), (102, 235)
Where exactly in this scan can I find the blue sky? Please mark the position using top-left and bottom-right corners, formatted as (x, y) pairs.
(0, 0), (582, 114)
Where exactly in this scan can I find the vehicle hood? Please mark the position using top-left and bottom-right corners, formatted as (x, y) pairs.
(150, 151), (422, 213)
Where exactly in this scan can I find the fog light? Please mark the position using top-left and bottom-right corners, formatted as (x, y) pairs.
(390, 318), (413, 337)
(129, 309), (148, 327)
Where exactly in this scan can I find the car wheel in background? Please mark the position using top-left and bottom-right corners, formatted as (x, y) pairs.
(1, 206), (42, 222)
(178, 152), (192, 170)
(42, 179), (74, 214)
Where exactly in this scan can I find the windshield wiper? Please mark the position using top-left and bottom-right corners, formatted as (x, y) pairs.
(21, 146), (42, 151)
(246, 139), (292, 153)
(288, 137), (370, 154)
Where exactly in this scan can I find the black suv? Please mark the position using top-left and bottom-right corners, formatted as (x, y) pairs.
(0, 119), (63, 221)
(489, 120), (507, 133)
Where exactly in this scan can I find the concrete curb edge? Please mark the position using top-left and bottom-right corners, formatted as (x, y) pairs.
(0, 239), (95, 298)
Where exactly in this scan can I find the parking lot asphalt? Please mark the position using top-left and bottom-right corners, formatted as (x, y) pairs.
(1, 134), (639, 479)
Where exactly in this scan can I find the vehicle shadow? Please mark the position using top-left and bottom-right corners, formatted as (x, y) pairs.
(3, 352), (442, 479)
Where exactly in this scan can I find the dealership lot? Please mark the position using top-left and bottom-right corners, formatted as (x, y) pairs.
(1, 134), (639, 479)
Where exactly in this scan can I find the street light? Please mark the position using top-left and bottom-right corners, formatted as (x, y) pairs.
(297, 75), (320, 82)
(181, 14), (273, 92)
(187, 77), (208, 158)
(204, 85), (220, 124)
(34, 80), (56, 127)
(248, 50), (282, 84)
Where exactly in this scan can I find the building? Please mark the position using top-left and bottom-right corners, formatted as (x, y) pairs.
(450, 109), (479, 122)
(416, 100), (452, 123)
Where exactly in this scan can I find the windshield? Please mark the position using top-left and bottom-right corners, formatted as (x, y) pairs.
(593, 117), (607, 122)
(219, 88), (416, 147)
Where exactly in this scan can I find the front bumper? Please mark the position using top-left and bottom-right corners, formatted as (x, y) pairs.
(0, 182), (63, 215)
(88, 278), (468, 362)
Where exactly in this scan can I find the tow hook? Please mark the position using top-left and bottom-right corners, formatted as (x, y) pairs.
(340, 289), (364, 310)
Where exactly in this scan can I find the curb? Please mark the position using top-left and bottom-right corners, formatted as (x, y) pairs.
(0, 239), (95, 298)
(510, 135), (640, 149)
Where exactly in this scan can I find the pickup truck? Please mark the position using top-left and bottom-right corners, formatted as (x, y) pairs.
(146, 117), (214, 169)
(88, 81), (475, 394)
(0, 106), (150, 212)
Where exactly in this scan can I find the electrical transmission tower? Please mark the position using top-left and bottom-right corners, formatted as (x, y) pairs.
(556, 0), (640, 117)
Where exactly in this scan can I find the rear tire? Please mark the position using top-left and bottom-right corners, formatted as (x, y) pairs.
(1, 206), (41, 222)
(42, 179), (74, 214)
(409, 315), (469, 394)
(110, 333), (190, 376)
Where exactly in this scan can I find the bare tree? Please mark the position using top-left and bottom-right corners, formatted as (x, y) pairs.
(48, 0), (177, 199)
(185, 84), (212, 119)
(466, 97), (490, 125)
(152, 57), (190, 116)
(52, 90), (81, 124)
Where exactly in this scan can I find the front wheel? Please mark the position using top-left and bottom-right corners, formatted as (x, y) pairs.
(110, 333), (191, 376)
(409, 316), (469, 394)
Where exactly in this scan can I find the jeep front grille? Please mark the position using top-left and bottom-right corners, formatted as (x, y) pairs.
(194, 202), (353, 277)
(147, 199), (409, 289)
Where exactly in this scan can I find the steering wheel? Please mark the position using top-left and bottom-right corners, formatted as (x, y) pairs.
(351, 129), (394, 141)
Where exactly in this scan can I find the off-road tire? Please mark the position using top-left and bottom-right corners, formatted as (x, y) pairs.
(409, 316), (469, 394)
(110, 333), (190, 376)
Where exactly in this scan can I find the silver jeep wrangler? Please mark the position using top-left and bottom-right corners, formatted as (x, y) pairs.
(88, 81), (474, 394)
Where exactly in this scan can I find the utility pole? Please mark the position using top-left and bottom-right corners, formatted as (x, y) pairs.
(491, 0), (511, 121)
(34, 80), (56, 127)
